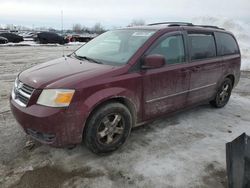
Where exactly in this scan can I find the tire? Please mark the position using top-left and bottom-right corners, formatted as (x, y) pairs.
(84, 102), (132, 154)
(210, 78), (233, 108)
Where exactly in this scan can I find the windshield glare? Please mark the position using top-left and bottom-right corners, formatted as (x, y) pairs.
(74, 30), (156, 65)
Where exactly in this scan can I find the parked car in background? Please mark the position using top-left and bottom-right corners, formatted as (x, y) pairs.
(0, 33), (23, 43)
(0, 36), (8, 44)
(10, 22), (241, 154)
(19, 32), (36, 39)
(35, 32), (68, 44)
(66, 34), (94, 42)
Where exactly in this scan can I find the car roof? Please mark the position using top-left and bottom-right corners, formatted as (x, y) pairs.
(123, 22), (232, 35)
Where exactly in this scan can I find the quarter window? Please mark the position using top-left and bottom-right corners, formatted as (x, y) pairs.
(216, 32), (239, 56)
(149, 35), (185, 65)
(188, 33), (216, 61)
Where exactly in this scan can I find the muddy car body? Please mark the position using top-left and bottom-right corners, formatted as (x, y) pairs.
(10, 22), (241, 154)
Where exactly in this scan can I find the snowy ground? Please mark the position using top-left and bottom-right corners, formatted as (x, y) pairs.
(0, 41), (85, 47)
(0, 45), (250, 188)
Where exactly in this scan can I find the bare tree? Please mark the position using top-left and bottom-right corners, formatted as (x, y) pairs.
(35, 26), (48, 31)
(81, 26), (90, 33)
(128, 19), (146, 27)
(15, 25), (31, 31)
(72, 23), (82, 33)
(6, 24), (15, 30)
(91, 23), (105, 34)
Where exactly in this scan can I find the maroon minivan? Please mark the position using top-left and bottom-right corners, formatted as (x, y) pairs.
(10, 22), (241, 154)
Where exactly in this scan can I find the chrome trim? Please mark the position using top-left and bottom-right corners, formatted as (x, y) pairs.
(18, 89), (31, 98)
(146, 83), (216, 103)
(12, 79), (34, 107)
(14, 99), (27, 107)
(12, 89), (26, 107)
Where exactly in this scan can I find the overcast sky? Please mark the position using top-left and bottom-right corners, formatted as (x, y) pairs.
(0, 0), (249, 29)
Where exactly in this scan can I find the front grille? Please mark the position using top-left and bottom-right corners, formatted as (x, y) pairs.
(12, 79), (34, 107)
(21, 84), (34, 94)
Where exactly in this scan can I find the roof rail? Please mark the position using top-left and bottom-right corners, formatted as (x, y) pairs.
(195, 25), (225, 30)
(147, 22), (225, 30)
(148, 22), (194, 26)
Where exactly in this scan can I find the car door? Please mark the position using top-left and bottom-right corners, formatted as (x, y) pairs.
(185, 31), (223, 105)
(141, 32), (191, 120)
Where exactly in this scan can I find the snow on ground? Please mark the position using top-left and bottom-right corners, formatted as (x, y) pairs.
(0, 41), (85, 47)
(193, 17), (250, 70)
(0, 46), (250, 187)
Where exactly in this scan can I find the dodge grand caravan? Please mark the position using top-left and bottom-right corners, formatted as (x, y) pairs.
(10, 22), (241, 154)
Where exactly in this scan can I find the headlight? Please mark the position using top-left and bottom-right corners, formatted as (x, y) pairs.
(37, 89), (75, 107)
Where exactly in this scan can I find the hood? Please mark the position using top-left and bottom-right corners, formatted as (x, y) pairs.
(19, 57), (117, 89)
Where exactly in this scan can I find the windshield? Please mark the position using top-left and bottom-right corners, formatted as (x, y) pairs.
(74, 29), (156, 65)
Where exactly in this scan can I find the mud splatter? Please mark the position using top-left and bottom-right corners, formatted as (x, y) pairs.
(10, 165), (104, 188)
(202, 163), (227, 188)
(108, 169), (145, 187)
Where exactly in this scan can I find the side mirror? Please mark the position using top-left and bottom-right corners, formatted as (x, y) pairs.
(142, 54), (165, 69)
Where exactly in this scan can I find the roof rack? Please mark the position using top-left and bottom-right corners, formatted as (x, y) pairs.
(195, 25), (225, 30)
(147, 22), (224, 30)
(147, 22), (194, 26)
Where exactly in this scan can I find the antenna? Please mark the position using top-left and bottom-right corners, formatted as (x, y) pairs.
(61, 10), (66, 60)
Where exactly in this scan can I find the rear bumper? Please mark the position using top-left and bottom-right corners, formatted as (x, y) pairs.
(10, 97), (85, 147)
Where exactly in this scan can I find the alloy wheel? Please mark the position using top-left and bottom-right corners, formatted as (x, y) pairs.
(97, 114), (125, 145)
(218, 83), (230, 105)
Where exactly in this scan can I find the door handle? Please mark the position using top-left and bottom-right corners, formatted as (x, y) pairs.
(191, 66), (201, 72)
(180, 69), (190, 73)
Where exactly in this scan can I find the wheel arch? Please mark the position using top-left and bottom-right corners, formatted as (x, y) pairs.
(226, 74), (235, 88)
(82, 96), (137, 141)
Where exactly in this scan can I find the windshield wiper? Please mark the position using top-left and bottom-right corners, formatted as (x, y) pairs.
(80, 56), (103, 64)
(72, 52), (103, 64)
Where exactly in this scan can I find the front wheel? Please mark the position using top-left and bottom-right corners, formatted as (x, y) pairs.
(210, 78), (232, 108)
(84, 102), (132, 154)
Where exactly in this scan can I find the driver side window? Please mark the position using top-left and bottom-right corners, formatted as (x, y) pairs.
(149, 35), (185, 65)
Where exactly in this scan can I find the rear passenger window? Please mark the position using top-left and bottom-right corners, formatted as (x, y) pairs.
(149, 35), (185, 65)
(188, 33), (216, 61)
(216, 32), (239, 56)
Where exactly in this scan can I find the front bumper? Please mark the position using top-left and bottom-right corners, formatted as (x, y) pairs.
(10, 97), (85, 147)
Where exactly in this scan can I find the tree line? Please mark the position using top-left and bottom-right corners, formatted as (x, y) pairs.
(72, 19), (146, 34)
(0, 19), (146, 34)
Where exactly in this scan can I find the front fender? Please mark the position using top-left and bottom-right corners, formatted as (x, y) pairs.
(85, 87), (129, 108)
(77, 87), (140, 136)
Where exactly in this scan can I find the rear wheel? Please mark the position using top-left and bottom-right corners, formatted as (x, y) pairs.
(210, 78), (232, 108)
(84, 103), (132, 154)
